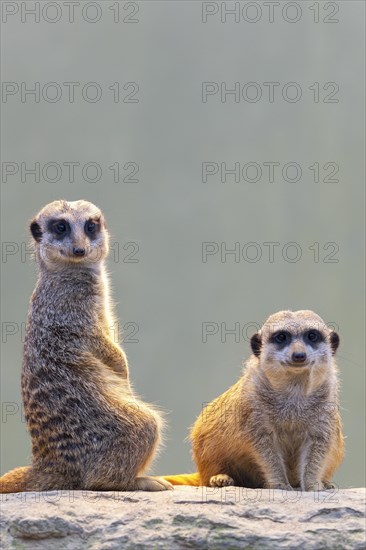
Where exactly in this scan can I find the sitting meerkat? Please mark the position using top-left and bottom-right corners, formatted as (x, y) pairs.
(164, 310), (344, 490)
(0, 199), (172, 493)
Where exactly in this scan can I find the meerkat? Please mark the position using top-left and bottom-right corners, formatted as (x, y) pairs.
(0, 199), (172, 493)
(164, 310), (344, 491)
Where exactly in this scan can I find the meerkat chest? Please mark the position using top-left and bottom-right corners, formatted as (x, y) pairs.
(275, 420), (311, 450)
(261, 389), (326, 435)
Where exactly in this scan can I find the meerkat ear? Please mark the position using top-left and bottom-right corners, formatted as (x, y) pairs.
(329, 331), (340, 355)
(250, 333), (262, 357)
(30, 220), (42, 242)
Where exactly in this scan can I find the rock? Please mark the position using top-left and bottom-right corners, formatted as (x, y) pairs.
(0, 487), (365, 549)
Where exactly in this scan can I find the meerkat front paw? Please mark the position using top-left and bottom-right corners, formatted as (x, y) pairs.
(307, 481), (336, 491)
(209, 474), (235, 487)
(322, 481), (336, 490)
(134, 476), (173, 491)
(305, 480), (327, 491)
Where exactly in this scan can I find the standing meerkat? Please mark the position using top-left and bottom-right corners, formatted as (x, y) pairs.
(0, 199), (172, 493)
(164, 310), (344, 490)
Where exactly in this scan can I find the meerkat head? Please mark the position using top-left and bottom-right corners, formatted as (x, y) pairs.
(250, 310), (339, 377)
(30, 200), (109, 269)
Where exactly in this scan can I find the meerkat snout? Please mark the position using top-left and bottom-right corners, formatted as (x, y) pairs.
(292, 351), (307, 363)
(73, 247), (86, 257)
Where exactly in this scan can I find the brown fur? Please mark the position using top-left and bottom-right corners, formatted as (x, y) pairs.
(1, 200), (172, 493)
(165, 310), (344, 490)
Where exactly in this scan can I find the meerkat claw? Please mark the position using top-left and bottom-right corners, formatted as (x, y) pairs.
(209, 474), (235, 487)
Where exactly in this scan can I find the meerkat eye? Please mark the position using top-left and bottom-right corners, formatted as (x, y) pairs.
(273, 331), (290, 344)
(54, 222), (67, 235)
(85, 221), (96, 235)
(306, 330), (321, 343)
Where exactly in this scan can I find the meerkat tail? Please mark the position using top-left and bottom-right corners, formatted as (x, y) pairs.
(162, 473), (201, 486)
(0, 466), (31, 493)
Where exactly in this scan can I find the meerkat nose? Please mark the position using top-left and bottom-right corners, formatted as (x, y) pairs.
(73, 247), (86, 257)
(292, 352), (307, 363)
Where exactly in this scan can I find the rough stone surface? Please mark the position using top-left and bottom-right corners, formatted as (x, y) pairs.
(0, 487), (365, 549)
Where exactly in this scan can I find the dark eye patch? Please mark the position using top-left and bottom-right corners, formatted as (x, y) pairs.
(48, 219), (71, 239)
(270, 331), (292, 347)
(303, 330), (324, 346)
(84, 219), (100, 239)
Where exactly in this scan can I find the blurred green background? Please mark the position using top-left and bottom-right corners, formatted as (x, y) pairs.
(1, 1), (365, 488)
